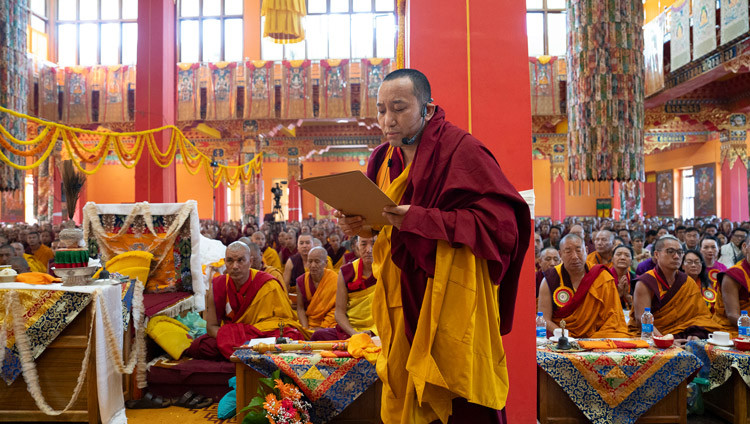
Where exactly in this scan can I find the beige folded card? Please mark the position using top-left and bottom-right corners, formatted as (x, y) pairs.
(299, 171), (396, 227)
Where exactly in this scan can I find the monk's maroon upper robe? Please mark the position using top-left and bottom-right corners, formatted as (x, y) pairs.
(366, 106), (531, 340)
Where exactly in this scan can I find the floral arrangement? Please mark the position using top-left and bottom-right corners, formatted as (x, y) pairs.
(242, 370), (312, 424)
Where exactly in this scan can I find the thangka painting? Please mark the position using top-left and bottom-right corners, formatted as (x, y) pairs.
(360, 58), (390, 118)
(0, 190), (25, 222)
(207, 62), (237, 120)
(177, 63), (200, 121)
(529, 57), (562, 115)
(656, 170), (674, 216)
(282, 60), (313, 119)
(693, 163), (716, 216)
(39, 64), (58, 121)
(721, 0), (749, 46)
(693, 0), (717, 58)
(644, 13), (665, 96)
(670, 0), (691, 70)
(64, 66), (90, 124)
(102, 65), (128, 122)
(619, 181), (642, 220)
(320, 59), (349, 118)
(246, 61), (275, 119)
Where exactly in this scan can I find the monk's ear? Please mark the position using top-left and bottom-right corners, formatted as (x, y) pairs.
(424, 102), (436, 121)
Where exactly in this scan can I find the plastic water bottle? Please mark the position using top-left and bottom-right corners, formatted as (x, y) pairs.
(738, 310), (750, 338)
(641, 307), (654, 343)
(536, 312), (547, 339)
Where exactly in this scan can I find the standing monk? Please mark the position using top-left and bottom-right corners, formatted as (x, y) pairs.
(251, 231), (282, 271)
(336, 69), (530, 424)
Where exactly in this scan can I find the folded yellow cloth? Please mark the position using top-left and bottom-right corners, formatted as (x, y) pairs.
(146, 316), (192, 360)
(577, 339), (650, 350)
(347, 333), (381, 363)
(16, 272), (61, 285)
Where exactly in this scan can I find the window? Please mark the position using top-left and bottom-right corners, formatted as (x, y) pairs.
(526, 0), (567, 57)
(56, 0), (138, 66)
(28, 0), (49, 59)
(681, 168), (694, 219)
(178, 0), (244, 63)
(261, 0), (397, 61)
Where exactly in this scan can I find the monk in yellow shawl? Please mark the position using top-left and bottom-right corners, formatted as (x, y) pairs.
(311, 235), (378, 340)
(336, 69), (530, 424)
(631, 235), (727, 340)
(251, 231), (282, 271)
(296, 247), (338, 330)
(538, 234), (630, 338)
(185, 242), (308, 360)
(715, 233), (750, 332)
(27, 231), (54, 271)
(10, 242), (46, 273)
(586, 230), (614, 269)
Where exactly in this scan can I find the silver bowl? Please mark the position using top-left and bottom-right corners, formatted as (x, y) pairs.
(52, 266), (99, 286)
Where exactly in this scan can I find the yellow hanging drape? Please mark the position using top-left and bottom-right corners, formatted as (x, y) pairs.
(261, 0), (306, 44)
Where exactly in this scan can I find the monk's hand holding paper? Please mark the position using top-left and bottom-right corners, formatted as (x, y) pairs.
(333, 210), (373, 238)
(383, 205), (410, 229)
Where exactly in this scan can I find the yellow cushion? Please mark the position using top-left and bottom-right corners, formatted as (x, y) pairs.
(106, 251), (153, 284)
(146, 316), (192, 360)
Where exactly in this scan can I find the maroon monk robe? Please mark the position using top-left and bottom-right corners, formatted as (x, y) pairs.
(326, 245), (346, 267)
(281, 246), (297, 265)
(289, 253), (305, 287)
(366, 106), (531, 341)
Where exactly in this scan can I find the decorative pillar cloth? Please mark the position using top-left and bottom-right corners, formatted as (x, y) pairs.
(0, 0), (28, 192)
(360, 59), (390, 118)
(720, 115), (750, 221)
(246, 61), (275, 119)
(550, 143), (567, 221)
(282, 60), (312, 119)
(320, 59), (349, 118)
(566, 0), (645, 182)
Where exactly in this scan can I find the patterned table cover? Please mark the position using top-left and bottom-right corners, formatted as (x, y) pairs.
(1, 280), (136, 385)
(234, 349), (378, 423)
(537, 343), (702, 424)
(686, 340), (750, 391)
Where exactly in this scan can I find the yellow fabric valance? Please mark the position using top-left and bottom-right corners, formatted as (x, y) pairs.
(261, 0), (307, 44)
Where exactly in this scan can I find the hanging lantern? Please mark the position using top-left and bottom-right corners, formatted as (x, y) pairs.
(567, 0), (645, 182)
(261, 0), (307, 44)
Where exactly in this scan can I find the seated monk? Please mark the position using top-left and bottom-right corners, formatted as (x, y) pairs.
(312, 237), (335, 269)
(535, 247), (560, 299)
(715, 233), (750, 331)
(326, 233), (349, 272)
(312, 236), (377, 340)
(27, 231), (53, 272)
(251, 231), (282, 271)
(586, 230), (614, 269)
(296, 247), (338, 330)
(186, 242), (308, 361)
(239, 237), (284, 283)
(538, 234), (630, 338)
(631, 235), (728, 340)
(283, 234), (314, 292)
(11, 242), (45, 273)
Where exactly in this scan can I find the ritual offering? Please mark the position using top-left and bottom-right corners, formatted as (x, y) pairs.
(733, 338), (750, 351)
(652, 334), (675, 349)
(0, 267), (18, 283)
(556, 320), (572, 350)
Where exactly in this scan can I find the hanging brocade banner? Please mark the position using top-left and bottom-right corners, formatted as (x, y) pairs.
(282, 60), (312, 119)
(39, 64), (58, 121)
(0, 0), (28, 192)
(64, 66), (90, 124)
(360, 59), (390, 118)
(102, 65), (128, 122)
(246, 61), (275, 119)
(566, 0), (645, 182)
(208, 62), (237, 120)
(320, 59), (349, 118)
(177, 63), (200, 121)
(529, 56), (563, 115)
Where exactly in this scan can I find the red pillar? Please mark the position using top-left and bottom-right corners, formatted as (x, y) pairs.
(551, 175), (566, 221)
(722, 157), (749, 221)
(134, 0), (177, 203)
(288, 176), (301, 222)
(409, 1), (535, 421)
(213, 185), (227, 222)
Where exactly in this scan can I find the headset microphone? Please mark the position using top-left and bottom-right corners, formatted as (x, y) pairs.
(401, 104), (428, 146)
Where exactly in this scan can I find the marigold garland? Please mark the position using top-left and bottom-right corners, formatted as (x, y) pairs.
(0, 105), (262, 188)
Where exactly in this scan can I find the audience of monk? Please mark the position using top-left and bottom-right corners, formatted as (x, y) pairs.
(538, 234), (630, 338)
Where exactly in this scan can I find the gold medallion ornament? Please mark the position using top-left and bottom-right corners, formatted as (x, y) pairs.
(553, 286), (574, 308)
(702, 287), (717, 303)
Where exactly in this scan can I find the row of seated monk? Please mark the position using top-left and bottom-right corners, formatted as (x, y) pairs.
(187, 233), (375, 361)
(537, 233), (750, 340)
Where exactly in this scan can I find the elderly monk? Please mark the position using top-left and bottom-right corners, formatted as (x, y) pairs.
(186, 242), (307, 360)
(336, 69), (530, 424)
(296, 247), (338, 330)
(10, 241), (45, 273)
(312, 236), (378, 341)
(535, 247), (560, 298)
(538, 234), (630, 338)
(631, 235), (726, 340)
(586, 230), (614, 269)
(326, 233), (349, 272)
(569, 224), (595, 256)
(715, 233), (750, 330)
(27, 231), (53, 272)
(240, 238), (284, 284)
(251, 231), (282, 271)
